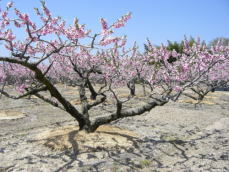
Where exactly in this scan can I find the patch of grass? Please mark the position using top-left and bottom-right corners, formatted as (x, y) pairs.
(160, 132), (188, 143)
(139, 159), (151, 168)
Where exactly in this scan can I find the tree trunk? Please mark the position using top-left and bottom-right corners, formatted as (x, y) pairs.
(142, 83), (146, 96)
(86, 78), (97, 100)
(127, 80), (135, 97)
(78, 82), (91, 131)
(27, 67), (90, 131)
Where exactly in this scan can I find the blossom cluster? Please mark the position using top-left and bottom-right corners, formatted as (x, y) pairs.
(0, 1), (228, 97)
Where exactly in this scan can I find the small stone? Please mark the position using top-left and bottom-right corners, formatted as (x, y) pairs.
(220, 154), (229, 160)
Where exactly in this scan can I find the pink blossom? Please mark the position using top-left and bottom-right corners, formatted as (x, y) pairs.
(1, 11), (7, 18)
(21, 13), (29, 22)
(173, 86), (182, 92)
(182, 64), (189, 72)
(15, 84), (27, 93)
(113, 12), (131, 28)
(100, 18), (108, 30)
(5, 29), (15, 41)
(100, 37), (120, 46)
(118, 36), (127, 47)
(43, 7), (50, 16)
(14, 20), (21, 28)
(101, 29), (113, 36)
(0, 0), (228, 110)
(6, 1), (13, 9)
(171, 49), (178, 57)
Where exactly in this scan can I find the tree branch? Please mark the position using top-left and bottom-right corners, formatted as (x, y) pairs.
(0, 86), (47, 99)
(87, 94), (106, 110)
(90, 98), (168, 132)
(33, 93), (65, 111)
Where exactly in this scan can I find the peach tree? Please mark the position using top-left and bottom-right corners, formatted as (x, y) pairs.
(0, 1), (228, 132)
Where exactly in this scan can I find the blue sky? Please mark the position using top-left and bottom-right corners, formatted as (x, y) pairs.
(1, 0), (229, 48)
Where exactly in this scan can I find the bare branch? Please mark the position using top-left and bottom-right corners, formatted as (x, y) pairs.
(0, 86), (47, 99)
(90, 34), (98, 48)
(90, 98), (168, 132)
(33, 93), (65, 111)
(87, 94), (106, 110)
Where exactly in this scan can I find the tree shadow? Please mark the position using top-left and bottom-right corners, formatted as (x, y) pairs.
(0, 165), (15, 172)
(44, 129), (141, 171)
(17, 130), (82, 171)
(53, 130), (82, 172)
(12, 127), (228, 171)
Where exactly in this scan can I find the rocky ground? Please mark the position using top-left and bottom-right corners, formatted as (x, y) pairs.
(0, 86), (229, 172)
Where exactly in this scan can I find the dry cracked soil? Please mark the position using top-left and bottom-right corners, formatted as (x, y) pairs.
(0, 85), (229, 172)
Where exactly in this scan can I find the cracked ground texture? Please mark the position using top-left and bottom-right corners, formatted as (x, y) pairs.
(0, 86), (229, 172)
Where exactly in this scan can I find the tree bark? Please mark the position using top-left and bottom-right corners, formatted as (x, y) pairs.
(89, 98), (168, 132)
(127, 80), (136, 97)
(79, 83), (91, 130)
(86, 78), (97, 100)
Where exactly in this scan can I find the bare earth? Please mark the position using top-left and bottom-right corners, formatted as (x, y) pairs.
(0, 86), (229, 172)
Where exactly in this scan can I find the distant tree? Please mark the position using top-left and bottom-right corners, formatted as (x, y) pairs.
(166, 40), (183, 53)
(209, 37), (229, 46)
(145, 37), (206, 64)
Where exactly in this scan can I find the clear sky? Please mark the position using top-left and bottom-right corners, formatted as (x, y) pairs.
(1, 0), (229, 48)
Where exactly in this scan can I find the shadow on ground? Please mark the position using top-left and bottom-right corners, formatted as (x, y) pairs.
(8, 127), (228, 172)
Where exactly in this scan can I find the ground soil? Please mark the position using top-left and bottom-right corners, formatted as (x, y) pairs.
(0, 85), (229, 172)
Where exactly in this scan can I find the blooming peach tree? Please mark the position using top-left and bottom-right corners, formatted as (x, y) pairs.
(0, 1), (228, 132)
(144, 38), (229, 101)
